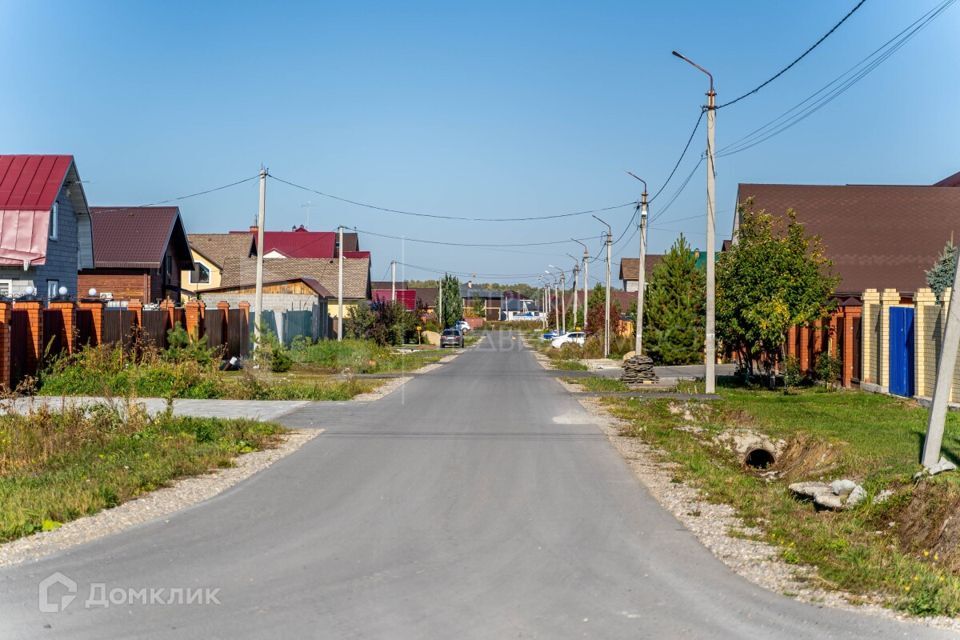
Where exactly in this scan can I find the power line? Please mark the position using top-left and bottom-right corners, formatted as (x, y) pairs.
(397, 261), (550, 280)
(649, 109), (705, 202)
(716, 0), (870, 109)
(91, 175), (260, 215)
(270, 174), (635, 223)
(718, 0), (956, 156)
(351, 226), (599, 248)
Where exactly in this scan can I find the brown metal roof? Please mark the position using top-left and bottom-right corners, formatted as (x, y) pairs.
(188, 233), (255, 268)
(213, 256), (370, 299)
(618, 256), (664, 281)
(735, 183), (960, 296)
(90, 206), (193, 269)
(935, 171), (960, 187)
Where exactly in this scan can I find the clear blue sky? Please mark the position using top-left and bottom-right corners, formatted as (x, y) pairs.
(1, 0), (957, 287)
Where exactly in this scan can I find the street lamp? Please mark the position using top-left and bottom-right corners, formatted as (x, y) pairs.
(673, 49), (716, 394)
(592, 215), (613, 358)
(627, 172), (648, 356)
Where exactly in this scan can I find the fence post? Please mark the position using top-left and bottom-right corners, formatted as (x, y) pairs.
(47, 299), (77, 355)
(0, 300), (10, 390)
(17, 299), (43, 380)
(861, 289), (880, 385)
(828, 313), (839, 359)
(217, 301), (230, 333)
(798, 325), (811, 374)
(127, 299), (143, 330)
(185, 300), (202, 341)
(879, 288), (900, 389)
(77, 298), (105, 346)
(786, 326), (797, 360)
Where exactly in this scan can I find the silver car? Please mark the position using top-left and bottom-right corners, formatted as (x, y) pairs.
(440, 328), (464, 348)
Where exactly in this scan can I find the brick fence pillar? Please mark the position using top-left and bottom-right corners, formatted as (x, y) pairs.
(185, 300), (203, 340)
(879, 288), (900, 389)
(0, 300), (11, 390)
(828, 312), (839, 358)
(47, 300), (77, 355)
(17, 299), (43, 379)
(786, 326), (797, 359)
(127, 299), (143, 329)
(238, 301), (250, 326)
(77, 298), (105, 347)
(861, 289), (880, 385)
(798, 325), (811, 374)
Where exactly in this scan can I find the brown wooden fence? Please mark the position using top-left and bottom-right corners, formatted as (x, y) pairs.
(0, 299), (252, 391)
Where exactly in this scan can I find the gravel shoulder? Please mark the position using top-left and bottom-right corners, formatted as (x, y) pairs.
(531, 346), (960, 633)
(0, 429), (322, 569)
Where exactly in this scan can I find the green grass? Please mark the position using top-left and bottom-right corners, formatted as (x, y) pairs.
(0, 403), (284, 542)
(603, 383), (960, 616)
(289, 339), (446, 374)
(37, 342), (383, 401)
(554, 360), (589, 371)
(566, 376), (630, 392)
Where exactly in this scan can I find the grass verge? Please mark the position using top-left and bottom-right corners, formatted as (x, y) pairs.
(590, 379), (960, 617)
(0, 402), (284, 542)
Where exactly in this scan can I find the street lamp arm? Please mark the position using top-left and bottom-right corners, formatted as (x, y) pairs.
(672, 50), (714, 93)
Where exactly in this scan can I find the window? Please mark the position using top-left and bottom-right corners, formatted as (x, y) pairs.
(47, 279), (59, 300)
(49, 202), (58, 240)
(190, 263), (211, 284)
(0, 280), (11, 297)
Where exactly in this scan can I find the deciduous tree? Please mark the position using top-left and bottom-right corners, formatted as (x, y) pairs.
(717, 202), (838, 377)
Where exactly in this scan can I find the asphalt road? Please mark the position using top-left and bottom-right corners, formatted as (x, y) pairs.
(0, 332), (952, 638)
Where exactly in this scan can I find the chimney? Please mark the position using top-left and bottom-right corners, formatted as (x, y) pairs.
(249, 225), (258, 234)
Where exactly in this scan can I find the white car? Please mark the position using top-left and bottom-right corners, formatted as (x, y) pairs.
(551, 332), (585, 349)
(455, 320), (471, 333)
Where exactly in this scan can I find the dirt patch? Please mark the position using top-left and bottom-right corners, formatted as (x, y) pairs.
(895, 481), (960, 572)
(773, 433), (844, 481)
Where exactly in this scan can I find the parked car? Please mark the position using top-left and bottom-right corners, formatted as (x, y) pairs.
(541, 330), (560, 341)
(551, 331), (586, 349)
(440, 328), (464, 348)
(455, 320), (471, 333)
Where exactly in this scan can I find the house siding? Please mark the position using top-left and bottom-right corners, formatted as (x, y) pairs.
(78, 270), (150, 301)
(0, 188), (80, 300)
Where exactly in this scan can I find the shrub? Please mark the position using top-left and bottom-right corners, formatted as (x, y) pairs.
(783, 355), (803, 390)
(814, 352), (842, 384)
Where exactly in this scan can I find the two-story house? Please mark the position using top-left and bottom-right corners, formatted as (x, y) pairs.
(0, 155), (93, 299)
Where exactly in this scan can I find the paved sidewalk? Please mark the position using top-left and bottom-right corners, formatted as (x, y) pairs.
(7, 396), (313, 422)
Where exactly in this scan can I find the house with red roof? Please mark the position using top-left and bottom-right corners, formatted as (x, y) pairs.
(0, 155), (94, 300)
(78, 206), (194, 303)
(230, 225), (361, 259)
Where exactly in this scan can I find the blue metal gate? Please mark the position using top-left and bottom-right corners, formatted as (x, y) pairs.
(889, 307), (915, 397)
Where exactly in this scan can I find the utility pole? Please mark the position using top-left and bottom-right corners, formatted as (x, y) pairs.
(438, 277), (443, 328)
(254, 167), (267, 347)
(337, 225), (344, 341)
(568, 254), (579, 328)
(628, 173), (648, 355)
(674, 49), (716, 393)
(573, 239), (589, 331)
(922, 251), (960, 470)
(593, 216), (612, 357)
(560, 272), (566, 334)
(391, 260), (397, 302)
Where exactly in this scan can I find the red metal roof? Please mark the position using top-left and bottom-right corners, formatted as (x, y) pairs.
(0, 155), (74, 211)
(373, 289), (417, 310)
(0, 155), (76, 267)
(89, 206), (193, 269)
(231, 228), (360, 258)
